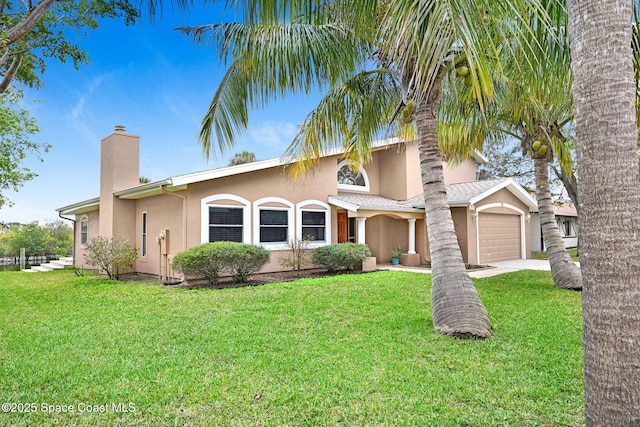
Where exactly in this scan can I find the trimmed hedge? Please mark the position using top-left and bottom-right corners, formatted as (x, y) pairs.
(172, 242), (270, 284)
(312, 243), (371, 273)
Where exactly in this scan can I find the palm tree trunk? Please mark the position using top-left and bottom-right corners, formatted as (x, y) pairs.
(567, 0), (640, 423)
(534, 157), (582, 290)
(416, 97), (491, 339)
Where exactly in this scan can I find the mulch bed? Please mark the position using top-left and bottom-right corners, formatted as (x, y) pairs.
(175, 268), (370, 290)
(165, 263), (490, 290)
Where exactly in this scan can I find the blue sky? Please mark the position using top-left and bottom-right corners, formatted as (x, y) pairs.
(0, 5), (322, 224)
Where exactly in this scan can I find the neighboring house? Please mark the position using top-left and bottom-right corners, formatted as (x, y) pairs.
(57, 126), (538, 280)
(530, 203), (579, 252)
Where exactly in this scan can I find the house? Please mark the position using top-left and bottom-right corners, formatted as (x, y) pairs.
(530, 203), (579, 252)
(57, 126), (538, 279)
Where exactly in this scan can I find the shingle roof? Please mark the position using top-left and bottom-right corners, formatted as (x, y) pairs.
(330, 192), (417, 211)
(331, 177), (537, 212)
(553, 203), (578, 217)
(444, 178), (510, 204)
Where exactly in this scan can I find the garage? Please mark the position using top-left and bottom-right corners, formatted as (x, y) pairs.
(478, 213), (521, 263)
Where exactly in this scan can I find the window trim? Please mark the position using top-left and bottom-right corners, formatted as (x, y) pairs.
(141, 211), (148, 258)
(253, 197), (294, 250)
(201, 194), (251, 244)
(337, 160), (370, 192)
(296, 200), (331, 248)
(80, 215), (88, 245)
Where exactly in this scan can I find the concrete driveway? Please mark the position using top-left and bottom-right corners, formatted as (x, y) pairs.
(468, 259), (555, 278)
(388, 258), (579, 278)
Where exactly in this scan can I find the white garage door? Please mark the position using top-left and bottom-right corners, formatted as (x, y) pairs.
(478, 213), (521, 263)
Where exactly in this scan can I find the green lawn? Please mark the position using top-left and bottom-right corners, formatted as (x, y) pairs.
(0, 270), (584, 426)
(532, 248), (579, 262)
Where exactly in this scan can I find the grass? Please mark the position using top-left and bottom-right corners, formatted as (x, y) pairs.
(0, 270), (584, 426)
(532, 248), (579, 262)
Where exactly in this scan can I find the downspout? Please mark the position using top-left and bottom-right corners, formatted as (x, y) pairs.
(58, 211), (76, 266)
(160, 185), (188, 278)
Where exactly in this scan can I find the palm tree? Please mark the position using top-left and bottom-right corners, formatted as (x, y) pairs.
(567, 0), (640, 423)
(180, 1), (543, 338)
(438, 2), (582, 290)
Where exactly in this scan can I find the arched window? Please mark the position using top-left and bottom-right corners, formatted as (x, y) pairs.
(337, 160), (370, 192)
(253, 197), (294, 250)
(296, 200), (331, 247)
(201, 194), (251, 244)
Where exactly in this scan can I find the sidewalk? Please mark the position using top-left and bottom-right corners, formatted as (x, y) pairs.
(386, 258), (565, 278)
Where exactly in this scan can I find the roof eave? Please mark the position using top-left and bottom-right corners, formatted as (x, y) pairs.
(113, 179), (189, 200)
(56, 197), (100, 215)
(328, 196), (359, 212)
(359, 205), (425, 213)
(468, 178), (538, 210)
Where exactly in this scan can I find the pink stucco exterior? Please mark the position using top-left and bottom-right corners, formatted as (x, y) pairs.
(59, 128), (536, 279)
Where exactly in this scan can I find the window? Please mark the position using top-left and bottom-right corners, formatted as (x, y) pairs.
(141, 212), (147, 257)
(301, 211), (326, 241)
(338, 165), (365, 186)
(80, 216), (88, 244)
(296, 200), (331, 247)
(337, 160), (370, 192)
(259, 209), (289, 243)
(201, 194), (251, 244)
(253, 197), (294, 248)
(564, 219), (572, 237)
(209, 207), (244, 242)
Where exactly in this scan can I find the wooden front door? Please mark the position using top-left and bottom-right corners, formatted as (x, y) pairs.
(337, 212), (348, 243)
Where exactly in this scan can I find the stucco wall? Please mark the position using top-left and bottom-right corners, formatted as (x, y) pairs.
(134, 194), (185, 277)
(530, 213), (543, 252)
(364, 215), (410, 263)
(186, 157), (337, 248)
(99, 131), (139, 240)
(451, 207), (469, 263)
(74, 210), (100, 269)
(443, 158), (477, 184)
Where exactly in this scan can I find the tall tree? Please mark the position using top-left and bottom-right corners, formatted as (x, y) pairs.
(0, 0), (138, 206)
(228, 150), (257, 166)
(567, 0), (640, 423)
(0, 0), (138, 92)
(0, 89), (48, 208)
(476, 139), (535, 189)
(438, 0), (582, 290)
(181, 0), (544, 338)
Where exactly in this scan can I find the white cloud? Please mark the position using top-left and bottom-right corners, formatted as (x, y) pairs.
(68, 74), (110, 139)
(70, 96), (86, 122)
(247, 121), (298, 149)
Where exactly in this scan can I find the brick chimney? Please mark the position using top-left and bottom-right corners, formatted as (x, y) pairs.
(99, 125), (139, 240)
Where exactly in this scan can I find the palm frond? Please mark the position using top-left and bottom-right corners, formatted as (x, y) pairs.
(182, 19), (374, 157)
(283, 68), (401, 179)
(381, 0), (550, 107)
(199, 61), (249, 159)
(178, 21), (370, 89)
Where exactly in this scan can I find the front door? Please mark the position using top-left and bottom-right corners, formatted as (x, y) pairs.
(337, 212), (348, 243)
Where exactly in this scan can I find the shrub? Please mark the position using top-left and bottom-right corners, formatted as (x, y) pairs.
(172, 243), (226, 285)
(312, 243), (371, 273)
(279, 238), (313, 277)
(84, 236), (138, 280)
(172, 242), (271, 284)
(224, 244), (271, 282)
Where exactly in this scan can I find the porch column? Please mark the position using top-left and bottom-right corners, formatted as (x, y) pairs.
(356, 217), (366, 245)
(407, 218), (416, 254)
